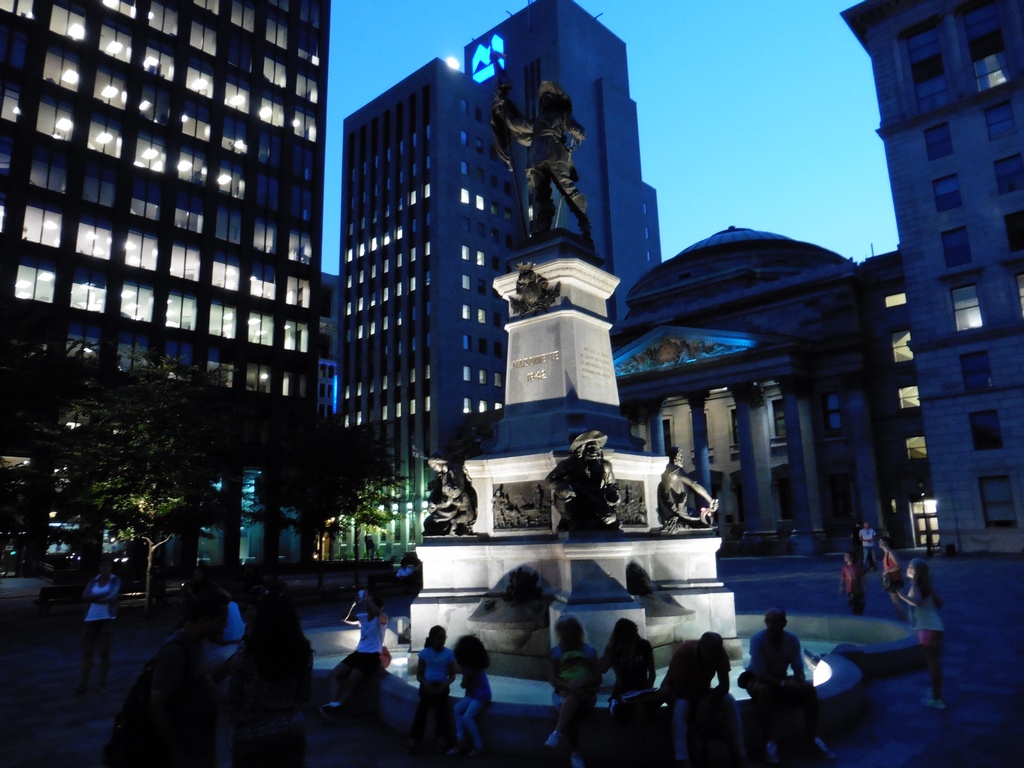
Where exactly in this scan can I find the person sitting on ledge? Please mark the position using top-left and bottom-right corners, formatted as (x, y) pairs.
(740, 608), (835, 764)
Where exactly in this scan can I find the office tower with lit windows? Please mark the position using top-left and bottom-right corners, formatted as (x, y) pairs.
(1, 0), (329, 568)
(336, 0), (659, 550)
(844, 0), (1024, 550)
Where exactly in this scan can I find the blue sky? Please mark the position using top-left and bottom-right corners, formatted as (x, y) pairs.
(322, 0), (898, 274)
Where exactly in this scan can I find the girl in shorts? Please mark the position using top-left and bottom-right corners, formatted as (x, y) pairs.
(899, 558), (945, 709)
(75, 556), (121, 694)
(319, 592), (387, 720)
(449, 635), (492, 757)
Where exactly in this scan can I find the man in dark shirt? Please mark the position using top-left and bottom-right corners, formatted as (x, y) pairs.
(151, 588), (229, 768)
(660, 632), (746, 768)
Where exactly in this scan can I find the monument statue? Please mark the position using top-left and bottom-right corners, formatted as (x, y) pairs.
(544, 430), (620, 532)
(509, 262), (561, 317)
(657, 446), (719, 533)
(491, 78), (592, 243)
(423, 453), (478, 537)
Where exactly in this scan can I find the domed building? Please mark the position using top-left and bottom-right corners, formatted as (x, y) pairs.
(611, 228), (933, 553)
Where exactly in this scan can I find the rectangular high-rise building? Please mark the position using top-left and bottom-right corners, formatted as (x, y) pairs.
(337, 0), (659, 549)
(1, 0), (330, 568)
(844, 0), (1024, 551)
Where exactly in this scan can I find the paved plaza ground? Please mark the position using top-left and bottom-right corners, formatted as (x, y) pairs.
(1, 551), (1021, 768)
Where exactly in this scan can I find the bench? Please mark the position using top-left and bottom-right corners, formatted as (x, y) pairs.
(35, 580), (171, 614)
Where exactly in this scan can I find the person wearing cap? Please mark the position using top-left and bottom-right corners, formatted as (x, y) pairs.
(544, 430), (620, 531)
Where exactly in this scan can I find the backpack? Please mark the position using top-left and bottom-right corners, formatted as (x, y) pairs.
(103, 637), (186, 768)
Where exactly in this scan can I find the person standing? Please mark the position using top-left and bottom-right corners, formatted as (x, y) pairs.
(221, 592), (312, 767)
(660, 632), (746, 768)
(743, 608), (835, 764)
(858, 522), (877, 571)
(407, 625), (456, 754)
(879, 537), (906, 620)
(150, 589), (230, 768)
(74, 556), (121, 694)
(898, 559), (945, 709)
(839, 553), (866, 615)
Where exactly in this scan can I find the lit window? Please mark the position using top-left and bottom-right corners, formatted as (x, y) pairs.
(884, 292), (907, 307)
(1018, 274), (1024, 317)
(898, 386), (920, 409)
(22, 205), (62, 247)
(36, 97), (74, 140)
(124, 230), (158, 270)
(951, 285), (982, 330)
(477, 308), (486, 324)
(43, 48), (79, 91)
(964, 3), (1007, 91)
(181, 99), (211, 140)
(133, 133), (166, 171)
(170, 244), (200, 280)
(253, 218), (276, 253)
(266, 10), (287, 48)
(189, 20), (216, 56)
(177, 146), (207, 184)
(245, 363), (272, 393)
(231, 0), (255, 32)
(75, 217), (113, 259)
(66, 323), (101, 362)
(174, 191), (204, 233)
(258, 93), (284, 127)
(93, 67), (127, 108)
(120, 281), (155, 322)
(250, 262), (276, 300)
(284, 321), (308, 352)
(906, 436), (927, 460)
(166, 292), (197, 330)
(297, 70), (317, 103)
(224, 76), (249, 112)
(476, 195), (484, 210)
(14, 258), (55, 303)
(285, 276), (310, 307)
(217, 161), (245, 197)
(99, 22), (132, 63)
(50, 4), (87, 41)
(87, 117), (122, 158)
(207, 301), (235, 338)
(461, 188), (470, 204)
(463, 397), (471, 414)
(892, 330), (913, 362)
(264, 56), (287, 87)
(70, 268), (107, 312)
(143, 43), (174, 81)
(186, 58), (214, 98)
(247, 312), (274, 345)
(140, 83), (171, 124)
(130, 178), (161, 220)
(148, 2), (177, 35)
(212, 255), (240, 290)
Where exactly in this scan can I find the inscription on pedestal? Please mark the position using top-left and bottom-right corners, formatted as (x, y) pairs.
(579, 345), (613, 385)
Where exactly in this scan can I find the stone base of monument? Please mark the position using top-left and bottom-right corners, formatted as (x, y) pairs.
(409, 531), (740, 681)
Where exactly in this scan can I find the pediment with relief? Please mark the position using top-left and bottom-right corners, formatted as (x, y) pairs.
(614, 326), (767, 376)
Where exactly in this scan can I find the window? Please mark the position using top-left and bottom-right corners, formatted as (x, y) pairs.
(189, 20), (216, 56)
(0, 137), (9, 175)
(885, 292), (907, 308)
(292, 107), (316, 141)
(181, 100), (211, 140)
(119, 282), (154, 322)
(264, 56), (287, 87)
(83, 162), (116, 206)
(75, 217), (113, 259)
(143, 43), (175, 81)
(216, 162), (245, 197)
(130, 178), (161, 220)
(133, 133), (166, 171)
(286, 276), (310, 307)
(1, 83), (19, 122)
(297, 27), (318, 65)
(1019, 274), (1024, 317)
(941, 227), (971, 268)
(283, 321), (308, 352)
(93, 66), (127, 109)
(231, 0), (255, 31)
(980, 476), (1016, 527)
(30, 147), (67, 192)
(88, 116), (122, 158)
(297, 70), (317, 103)
(43, 47), (80, 91)
(36, 97), (74, 140)
(282, 373), (306, 398)
(177, 146), (206, 183)
(1006, 210), (1024, 251)
(995, 155), (1024, 194)
(924, 123), (952, 159)
(186, 58), (214, 98)
(0, 28), (28, 68)
(22, 206), (62, 247)
(250, 262), (275, 300)
(117, 330), (149, 370)
(14, 258), (55, 303)
(222, 116), (247, 154)
(70, 268), (107, 312)
(952, 285), (982, 330)
(962, 350), (993, 390)
(247, 312), (273, 345)
(103, 0), (137, 19)
(906, 26), (947, 111)
(985, 102), (1015, 139)
(50, 4), (87, 41)
(964, 3), (1007, 91)
(246, 363), (272, 393)
(174, 192), (204, 233)
(289, 231), (311, 264)
(266, 11), (287, 48)
(892, 330), (913, 362)
(969, 410), (1002, 450)
(66, 323), (101, 362)
(906, 436), (927, 460)
(148, 2), (177, 35)
(215, 205), (242, 243)
(212, 255), (240, 290)
(170, 244), (200, 280)
(829, 474), (853, 518)
(140, 83), (171, 124)
(208, 302), (235, 338)
(258, 93), (284, 127)
(224, 75), (249, 112)
(253, 219), (276, 253)
(124, 230), (158, 270)
(461, 304), (471, 320)
(898, 386), (920, 409)
(933, 175), (961, 211)
(166, 293), (197, 330)
(99, 22), (132, 63)
(477, 308), (486, 324)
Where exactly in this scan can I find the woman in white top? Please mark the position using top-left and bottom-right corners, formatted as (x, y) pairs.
(74, 556), (121, 694)
(319, 591), (388, 720)
(898, 558), (945, 709)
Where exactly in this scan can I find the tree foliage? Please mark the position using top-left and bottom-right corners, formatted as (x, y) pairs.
(54, 359), (237, 605)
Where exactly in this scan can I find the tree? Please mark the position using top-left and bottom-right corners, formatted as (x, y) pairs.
(280, 417), (403, 587)
(54, 359), (237, 611)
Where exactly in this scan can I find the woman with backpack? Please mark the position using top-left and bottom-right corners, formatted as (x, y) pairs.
(545, 615), (601, 768)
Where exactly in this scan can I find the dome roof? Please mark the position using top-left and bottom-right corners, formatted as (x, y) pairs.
(678, 226), (793, 255)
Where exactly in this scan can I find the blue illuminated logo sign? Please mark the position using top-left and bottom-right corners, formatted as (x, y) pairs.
(471, 34), (505, 83)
